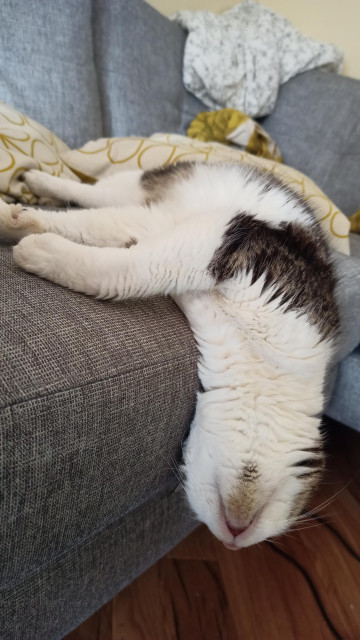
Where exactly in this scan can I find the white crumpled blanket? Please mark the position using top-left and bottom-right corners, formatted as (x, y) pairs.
(171, 0), (343, 118)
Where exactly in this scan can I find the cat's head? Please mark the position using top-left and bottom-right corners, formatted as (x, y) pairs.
(182, 395), (324, 549)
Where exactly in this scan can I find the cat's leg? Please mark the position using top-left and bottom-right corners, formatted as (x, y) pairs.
(0, 201), (168, 247)
(23, 170), (144, 208)
(13, 211), (223, 298)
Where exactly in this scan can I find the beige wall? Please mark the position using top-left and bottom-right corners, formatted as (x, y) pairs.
(147, 0), (360, 79)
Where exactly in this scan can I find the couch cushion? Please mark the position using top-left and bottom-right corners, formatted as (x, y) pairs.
(0, 0), (103, 148)
(350, 231), (360, 260)
(1, 490), (196, 640)
(325, 244), (360, 431)
(92, 0), (206, 138)
(261, 70), (360, 217)
(326, 346), (360, 431)
(331, 250), (360, 362)
(0, 244), (198, 589)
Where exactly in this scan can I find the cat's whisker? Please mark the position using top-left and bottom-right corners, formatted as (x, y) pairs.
(156, 451), (186, 487)
(265, 537), (286, 548)
(278, 531), (300, 541)
(287, 519), (330, 534)
(302, 479), (354, 518)
(294, 510), (338, 524)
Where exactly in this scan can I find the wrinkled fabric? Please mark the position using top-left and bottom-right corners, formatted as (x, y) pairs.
(172, 0), (343, 117)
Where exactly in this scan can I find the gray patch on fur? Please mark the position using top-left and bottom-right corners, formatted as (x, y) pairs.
(241, 462), (259, 483)
(209, 207), (339, 341)
(140, 162), (195, 204)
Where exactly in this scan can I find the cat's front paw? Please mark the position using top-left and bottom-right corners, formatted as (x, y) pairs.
(23, 170), (51, 196)
(13, 233), (98, 294)
(23, 170), (64, 206)
(13, 233), (66, 280)
(0, 202), (43, 243)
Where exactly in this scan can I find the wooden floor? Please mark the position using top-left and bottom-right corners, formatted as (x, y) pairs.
(65, 419), (360, 640)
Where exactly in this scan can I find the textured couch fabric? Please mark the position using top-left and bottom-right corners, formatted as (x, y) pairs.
(0, 245), (198, 590)
(93, 0), (205, 139)
(0, 0), (103, 148)
(261, 69), (360, 216)
(1, 0), (360, 638)
(326, 234), (360, 428)
(1, 490), (196, 640)
(331, 251), (360, 362)
(326, 345), (360, 429)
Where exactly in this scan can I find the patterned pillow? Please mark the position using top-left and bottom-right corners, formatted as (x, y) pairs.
(349, 209), (360, 234)
(63, 133), (350, 255)
(188, 108), (283, 162)
(0, 101), (79, 204)
(0, 100), (350, 254)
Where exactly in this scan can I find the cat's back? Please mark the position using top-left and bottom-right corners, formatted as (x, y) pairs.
(142, 161), (315, 229)
(160, 162), (339, 361)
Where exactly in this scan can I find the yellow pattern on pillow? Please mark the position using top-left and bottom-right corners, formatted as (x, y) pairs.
(349, 209), (360, 234)
(63, 133), (350, 255)
(188, 109), (283, 162)
(0, 101), (79, 204)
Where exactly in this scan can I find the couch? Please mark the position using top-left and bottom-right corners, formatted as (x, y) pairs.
(1, 1), (359, 638)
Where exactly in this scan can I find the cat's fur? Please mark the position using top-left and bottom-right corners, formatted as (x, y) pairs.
(0, 162), (339, 549)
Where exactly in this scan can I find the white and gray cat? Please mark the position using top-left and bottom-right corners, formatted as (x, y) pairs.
(0, 162), (338, 549)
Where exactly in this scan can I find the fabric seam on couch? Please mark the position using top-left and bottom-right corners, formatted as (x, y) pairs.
(0, 353), (198, 411)
(1, 483), (189, 596)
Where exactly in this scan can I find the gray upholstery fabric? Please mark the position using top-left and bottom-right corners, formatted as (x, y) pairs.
(261, 70), (360, 217)
(326, 346), (360, 430)
(325, 236), (360, 430)
(92, 0), (206, 138)
(0, 490), (196, 640)
(350, 230), (360, 260)
(0, 0), (103, 148)
(332, 251), (360, 362)
(0, 244), (198, 590)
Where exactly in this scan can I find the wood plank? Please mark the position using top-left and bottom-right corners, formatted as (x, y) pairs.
(216, 538), (335, 640)
(64, 600), (112, 640)
(168, 521), (217, 561)
(111, 562), (178, 640)
(268, 527), (360, 640)
(111, 556), (238, 640)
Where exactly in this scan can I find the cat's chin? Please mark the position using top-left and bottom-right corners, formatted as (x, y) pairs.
(223, 542), (239, 551)
(218, 526), (268, 550)
(206, 496), (289, 549)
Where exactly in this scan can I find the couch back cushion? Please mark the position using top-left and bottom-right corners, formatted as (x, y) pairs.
(0, 0), (103, 148)
(93, 0), (206, 138)
(261, 70), (360, 217)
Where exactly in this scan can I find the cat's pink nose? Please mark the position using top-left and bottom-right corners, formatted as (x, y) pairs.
(225, 519), (251, 537)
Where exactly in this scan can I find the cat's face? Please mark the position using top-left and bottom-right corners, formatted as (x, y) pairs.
(182, 410), (324, 548)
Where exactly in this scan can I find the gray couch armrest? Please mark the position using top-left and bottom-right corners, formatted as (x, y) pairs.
(261, 70), (360, 217)
(333, 249), (360, 361)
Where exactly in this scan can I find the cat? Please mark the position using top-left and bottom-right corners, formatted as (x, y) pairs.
(0, 162), (339, 549)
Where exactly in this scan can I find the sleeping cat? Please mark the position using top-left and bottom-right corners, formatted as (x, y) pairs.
(0, 162), (338, 549)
